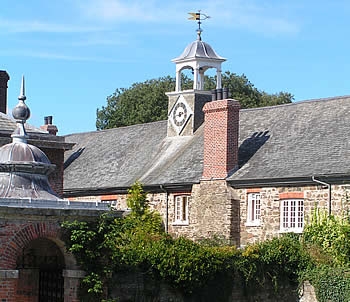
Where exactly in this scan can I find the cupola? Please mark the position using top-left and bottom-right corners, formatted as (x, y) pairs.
(0, 76), (59, 200)
(167, 12), (226, 137)
(172, 13), (226, 92)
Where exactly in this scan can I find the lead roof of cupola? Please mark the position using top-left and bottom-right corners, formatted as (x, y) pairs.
(0, 76), (59, 200)
(173, 38), (225, 62)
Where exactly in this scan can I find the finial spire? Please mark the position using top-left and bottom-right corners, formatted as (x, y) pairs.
(188, 11), (210, 41)
(18, 75), (26, 101)
(11, 75), (30, 143)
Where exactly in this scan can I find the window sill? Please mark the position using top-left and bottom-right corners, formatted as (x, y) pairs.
(172, 221), (189, 226)
(245, 222), (261, 227)
(279, 228), (303, 234)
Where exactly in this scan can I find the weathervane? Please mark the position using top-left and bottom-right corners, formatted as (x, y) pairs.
(188, 11), (210, 40)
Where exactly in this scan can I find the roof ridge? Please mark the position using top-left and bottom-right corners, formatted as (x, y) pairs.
(241, 95), (350, 112)
(65, 119), (167, 137)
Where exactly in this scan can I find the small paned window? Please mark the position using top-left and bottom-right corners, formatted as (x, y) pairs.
(246, 193), (261, 226)
(174, 195), (189, 224)
(280, 199), (304, 232)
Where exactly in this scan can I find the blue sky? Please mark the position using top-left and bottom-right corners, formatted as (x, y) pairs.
(1, 0), (350, 135)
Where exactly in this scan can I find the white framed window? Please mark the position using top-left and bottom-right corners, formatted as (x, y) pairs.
(280, 199), (304, 232)
(246, 193), (261, 226)
(174, 195), (189, 225)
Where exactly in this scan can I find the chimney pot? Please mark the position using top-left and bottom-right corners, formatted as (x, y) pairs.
(216, 88), (223, 100)
(211, 90), (217, 101)
(40, 115), (58, 135)
(0, 71), (10, 114)
(223, 87), (229, 99)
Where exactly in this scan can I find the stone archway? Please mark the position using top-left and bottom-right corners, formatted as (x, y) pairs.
(16, 237), (65, 301)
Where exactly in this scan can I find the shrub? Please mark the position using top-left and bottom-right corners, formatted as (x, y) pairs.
(303, 208), (350, 266)
(305, 265), (350, 302)
(237, 233), (311, 290)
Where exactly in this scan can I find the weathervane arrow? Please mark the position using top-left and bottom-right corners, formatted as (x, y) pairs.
(187, 11), (210, 40)
(188, 11), (210, 21)
(188, 12), (201, 20)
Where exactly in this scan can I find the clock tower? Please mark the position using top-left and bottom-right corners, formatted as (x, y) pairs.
(167, 14), (226, 137)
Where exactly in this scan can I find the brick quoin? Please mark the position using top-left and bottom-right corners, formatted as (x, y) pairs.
(202, 99), (240, 179)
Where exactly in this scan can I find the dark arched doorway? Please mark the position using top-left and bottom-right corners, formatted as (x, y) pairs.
(17, 237), (65, 302)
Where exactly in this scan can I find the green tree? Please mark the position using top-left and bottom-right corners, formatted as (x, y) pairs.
(221, 71), (293, 108)
(96, 76), (174, 130)
(96, 72), (293, 130)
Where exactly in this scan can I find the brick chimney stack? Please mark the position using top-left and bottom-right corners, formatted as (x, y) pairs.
(40, 115), (58, 135)
(0, 71), (10, 114)
(202, 89), (240, 179)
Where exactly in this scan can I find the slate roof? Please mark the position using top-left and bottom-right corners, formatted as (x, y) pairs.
(0, 112), (73, 149)
(63, 96), (350, 195)
(230, 95), (350, 186)
(0, 111), (45, 134)
(63, 121), (204, 195)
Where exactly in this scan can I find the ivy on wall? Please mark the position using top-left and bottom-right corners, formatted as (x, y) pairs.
(302, 207), (350, 302)
(62, 182), (350, 301)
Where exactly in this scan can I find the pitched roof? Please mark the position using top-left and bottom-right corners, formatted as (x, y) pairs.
(230, 95), (350, 186)
(0, 112), (73, 150)
(63, 96), (350, 195)
(63, 121), (203, 195)
(0, 111), (45, 134)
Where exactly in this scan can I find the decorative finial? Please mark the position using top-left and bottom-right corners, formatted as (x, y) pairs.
(11, 75), (30, 143)
(188, 11), (210, 41)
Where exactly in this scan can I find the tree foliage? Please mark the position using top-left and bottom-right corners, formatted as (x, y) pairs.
(302, 208), (350, 302)
(96, 72), (293, 130)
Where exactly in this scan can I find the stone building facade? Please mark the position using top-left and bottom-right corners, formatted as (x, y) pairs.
(63, 27), (350, 249)
(0, 20), (348, 301)
(67, 182), (348, 247)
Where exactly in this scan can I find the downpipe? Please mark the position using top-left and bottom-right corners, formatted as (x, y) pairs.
(312, 176), (332, 216)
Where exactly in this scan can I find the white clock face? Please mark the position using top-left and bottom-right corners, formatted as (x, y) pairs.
(173, 102), (187, 127)
(169, 96), (193, 135)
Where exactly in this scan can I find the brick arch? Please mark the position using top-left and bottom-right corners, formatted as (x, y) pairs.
(1, 221), (76, 270)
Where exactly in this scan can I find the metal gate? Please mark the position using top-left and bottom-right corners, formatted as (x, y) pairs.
(39, 269), (64, 302)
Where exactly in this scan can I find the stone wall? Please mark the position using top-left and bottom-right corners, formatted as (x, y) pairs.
(67, 183), (350, 247)
(168, 180), (240, 244)
(69, 181), (240, 244)
(108, 270), (318, 302)
(299, 281), (318, 302)
(238, 184), (349, 246)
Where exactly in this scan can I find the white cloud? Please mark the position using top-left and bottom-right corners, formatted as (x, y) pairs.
(0, 49), (127, 63)
(0, 18), (104, 34)
(0, 0), (300, 42)
(80, 0), (164, 22)
(79, 0), (300, 36)
(78, 0), (203, 24)
(202, 0), (300, 35)
(71, 36), (128, 47)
